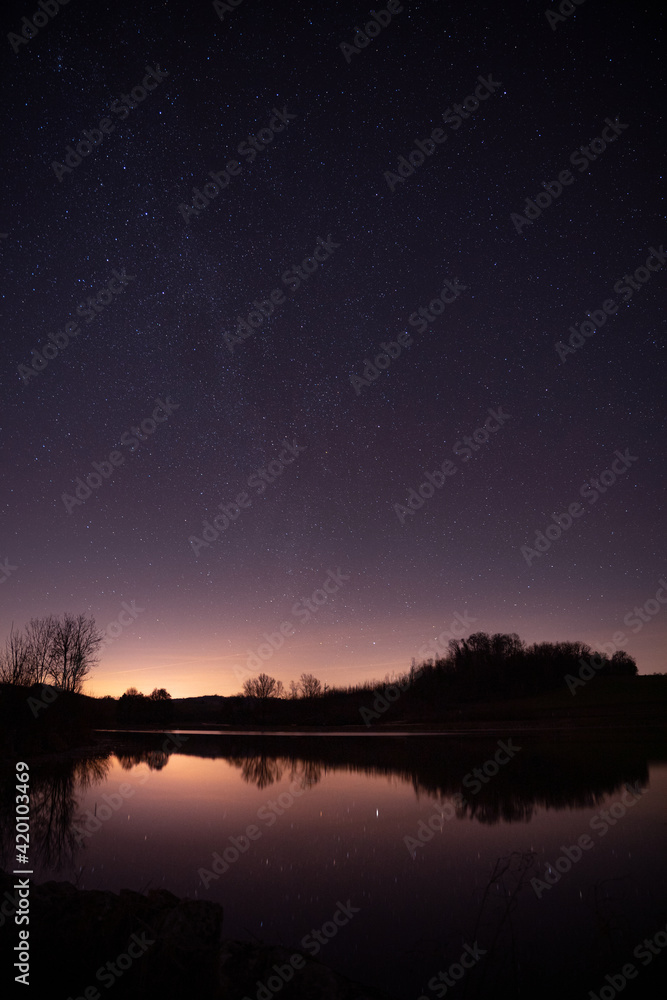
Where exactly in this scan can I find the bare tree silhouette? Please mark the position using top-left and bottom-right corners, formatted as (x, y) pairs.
(298, 673), (323, 698)
(49, 613), (104, 692)
(0, 624), (31, 684)
(242, 673), (285, 699)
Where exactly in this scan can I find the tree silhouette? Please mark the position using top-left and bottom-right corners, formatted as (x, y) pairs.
(418, 630), (638, 698)
(48, 614), (104, 692)
(609, 650), (638, 676)
(242, 673), (284, 698)
(25, 615), (58, 683)
(0, 624), (31, 684)
(149, 688), (171, 700)
(1, 613), (102, 692)
(298, 673), (323, 698)
(123, 687), (143, 698)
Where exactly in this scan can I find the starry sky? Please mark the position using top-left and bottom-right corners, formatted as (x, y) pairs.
(1, 0), (665, 697)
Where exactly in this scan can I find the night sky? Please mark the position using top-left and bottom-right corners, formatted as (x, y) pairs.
(1, 0), (664, 697)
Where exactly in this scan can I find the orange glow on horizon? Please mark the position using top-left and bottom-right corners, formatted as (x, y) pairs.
(83, 608), (667, 698)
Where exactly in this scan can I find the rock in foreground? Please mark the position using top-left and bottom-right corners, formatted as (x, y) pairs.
(0, 870), (393, 999)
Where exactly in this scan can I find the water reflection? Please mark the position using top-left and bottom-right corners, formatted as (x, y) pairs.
(0, 748), (180, 875)
(468, 851), (538, 996)
(228, 754), (323, 790)
(0, 756), (111, 872)
(162, 731), (652, 823)
(117, 748), (171, 771)
(0, 733), (657, 875)
(0, 735), (665, 999)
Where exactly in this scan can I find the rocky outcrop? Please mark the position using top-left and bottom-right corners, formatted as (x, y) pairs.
(0, 870), (392, 999)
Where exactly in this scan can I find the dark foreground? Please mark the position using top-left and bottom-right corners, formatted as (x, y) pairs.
(1, 715), (666, 998)
(0, 869), (392, 999)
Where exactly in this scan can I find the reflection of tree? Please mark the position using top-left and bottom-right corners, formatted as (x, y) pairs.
(192, 734), (650, 822)
(464, 851), (538, 997)
(115, 749), (171, 771)
(4, 751), (168, 872)
(116, 750), (146, 770)
(229, 755), (284, 789)
(30, 769), (81, 870)
(456, 782), (639, 826)
(75, 756), (111, 789)
(143, 750), (170, 770)
(0, 755), (110, 873)
(459, 794), (536, 824)
(288, 759), (322, 790)
(226, 754), (323, 791)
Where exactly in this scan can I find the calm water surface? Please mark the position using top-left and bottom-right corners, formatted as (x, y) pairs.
(6, 732), (667, 998)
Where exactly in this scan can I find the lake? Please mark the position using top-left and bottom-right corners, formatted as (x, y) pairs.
(4, 730), (667, 998)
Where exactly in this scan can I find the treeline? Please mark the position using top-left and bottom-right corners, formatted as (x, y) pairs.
(0, 614), (103, 693)
(413, 632), (638, 700)
(242, 672), (325, 699)
(232, 633), (639, 710)
(0, 620), (645, 740)
(116, 686), (173, 724)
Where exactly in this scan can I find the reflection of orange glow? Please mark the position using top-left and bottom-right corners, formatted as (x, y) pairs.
(78, 757), (667, 868)
(34, 748), (665, 1000)
(117, 754), (246, 797)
